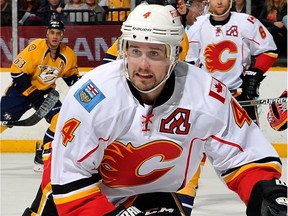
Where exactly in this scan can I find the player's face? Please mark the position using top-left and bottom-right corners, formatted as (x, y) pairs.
(46, 29), (63, 49)
(126, 41), (170, 92)
(209, 0), (230, 16)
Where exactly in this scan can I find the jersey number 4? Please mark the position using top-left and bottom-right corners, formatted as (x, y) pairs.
(61, 118), (80, 146)
(231, 99), (252, 128)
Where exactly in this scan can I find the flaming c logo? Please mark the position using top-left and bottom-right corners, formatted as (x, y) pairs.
(204, 40), (237, 73)
(99, 140), (182, 187)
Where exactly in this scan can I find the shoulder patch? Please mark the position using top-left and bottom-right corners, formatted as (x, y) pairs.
(208, 78), (227, 104)
(74, 80), (105, 112)
(28, 44), (36, 51)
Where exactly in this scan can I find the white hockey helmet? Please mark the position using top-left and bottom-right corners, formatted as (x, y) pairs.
(119, 3), (184, 93)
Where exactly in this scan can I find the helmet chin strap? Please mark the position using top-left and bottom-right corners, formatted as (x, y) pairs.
(210, 0), (232, 18)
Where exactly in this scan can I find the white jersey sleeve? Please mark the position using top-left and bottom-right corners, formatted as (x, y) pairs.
(239, 13), (277, 56)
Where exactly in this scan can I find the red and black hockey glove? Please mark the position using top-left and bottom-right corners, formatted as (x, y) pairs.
(242, 68), (265, 99)
(247, 179), (287, 216)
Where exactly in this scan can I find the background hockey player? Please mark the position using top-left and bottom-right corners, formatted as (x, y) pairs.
(0, 19), (81, 172)
(185, 0), (278, 126)
(49, 3), (287, 215)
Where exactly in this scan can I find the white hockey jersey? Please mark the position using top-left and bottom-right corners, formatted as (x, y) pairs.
(51, 60), (281, 214)
(185, 12), (277, 90)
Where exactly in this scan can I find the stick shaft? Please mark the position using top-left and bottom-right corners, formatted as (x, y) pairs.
(239, 97), (287, 107)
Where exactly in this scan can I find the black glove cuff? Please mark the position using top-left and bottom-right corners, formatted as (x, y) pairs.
(247, 179), (287, 216)
(242, 68), (266, 99)
(246, 67), (265, 81)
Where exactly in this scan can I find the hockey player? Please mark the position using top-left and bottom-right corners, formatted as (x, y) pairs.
(103, 2), (207, 215)
(21, 1), (198, 215)
(50, 3), (287, 216)
(185, 0), (278, 125)
(0, 19), (81, 172)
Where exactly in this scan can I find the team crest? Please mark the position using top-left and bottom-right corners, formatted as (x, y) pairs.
(74, 80), (105, 112)
(39, 65), (60, 83)
(204, 41), (237, 73)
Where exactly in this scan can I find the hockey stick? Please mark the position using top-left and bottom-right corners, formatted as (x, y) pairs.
(239, 97), (287, 107)
(1, 89), (60, 126)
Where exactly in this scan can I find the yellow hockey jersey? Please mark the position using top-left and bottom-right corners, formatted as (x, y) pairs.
(11, 39), (79, 92)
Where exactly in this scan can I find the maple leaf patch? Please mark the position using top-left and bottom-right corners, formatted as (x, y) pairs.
(209, 78), (227, 104)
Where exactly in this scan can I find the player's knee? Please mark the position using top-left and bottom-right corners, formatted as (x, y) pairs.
(45, 100), (61, 124)
(48, 113), (59, 133)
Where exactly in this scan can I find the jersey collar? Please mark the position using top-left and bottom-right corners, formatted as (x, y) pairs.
(127, 72), (175, 107)
(209, 12), (231, 26)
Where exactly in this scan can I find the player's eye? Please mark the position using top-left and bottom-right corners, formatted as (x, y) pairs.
(147, 51), (160, 59)
(127, 48), (142, 57)
(48, 30), (63, 36)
